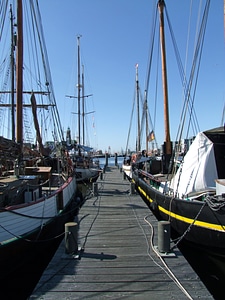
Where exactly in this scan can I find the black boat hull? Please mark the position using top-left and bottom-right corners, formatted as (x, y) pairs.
(132, 172), (225, 257)
(0, 192), (81, 298)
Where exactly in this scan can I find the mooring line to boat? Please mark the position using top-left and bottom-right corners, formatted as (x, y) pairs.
(127, 192), (193, 299)
(144, 214), (194, 300)
(79, 169), (110, 251)
(80, 196), (100, 252)
(79, 175), (105, 252)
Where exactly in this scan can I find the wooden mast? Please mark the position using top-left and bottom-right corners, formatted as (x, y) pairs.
(136, 64), (141, 152)
(16, 0), (23, 148)
(144, 90), (148, 155)
(77, 35), (81, 146)
(82, 64), (85, 145)
(10, 5), (15, 142)
(158, 0), (172, 172)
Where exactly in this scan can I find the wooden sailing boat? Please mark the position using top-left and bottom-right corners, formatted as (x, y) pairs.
(131, 0), (225, 257)
(0, 1), (80, 297)
(67, 36), (100, 183)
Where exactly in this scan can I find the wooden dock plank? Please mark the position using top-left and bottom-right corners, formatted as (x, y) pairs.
(29, 166), (213, 299)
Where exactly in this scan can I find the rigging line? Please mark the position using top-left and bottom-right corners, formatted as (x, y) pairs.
(164, 5), (199, 143)
(184, 0), (193, 85)
(125, 77), (136, 155)
(185, 0), (210, 139)
(144, 3), (158, 140)
(151, 36), (160, 149)
(0, 0), (8, 40)
(184, 0), (210, 135)
(31, 0), (65, 142)
(29, 1), (52, 133)
(144, 1), (158, 95)
(23, 2), (49, 142)
(165, 4), (199, 139)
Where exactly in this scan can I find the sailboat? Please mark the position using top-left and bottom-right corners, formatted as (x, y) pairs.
(122, 64), (142, 179)
(131, 0), (225, 257)
(67, 36), (100, 183)
(0, 1), (80, 295)
(123, 63), (158, 179)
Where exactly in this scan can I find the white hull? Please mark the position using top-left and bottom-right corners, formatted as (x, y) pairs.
(0, 175), (77, 244)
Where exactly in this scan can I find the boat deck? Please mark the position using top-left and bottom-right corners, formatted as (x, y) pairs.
(29, 166), (213, 299)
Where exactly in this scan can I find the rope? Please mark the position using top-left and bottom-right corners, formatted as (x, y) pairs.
(78, 172), (105, 251)
(205, 195), (225, 211)
(144, 215), (193, 300)
(129, 191), (193, 299)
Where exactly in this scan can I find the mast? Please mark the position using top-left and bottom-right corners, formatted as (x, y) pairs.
(16, 0), (23, 148)
(136, 64), (141, 152)
(77, 35), (81, 146)
(158, 0), (172, 172)
(158, 0), (171, 152)
(10, 5), (15, 142)
(144, 90), (148, 155)
(82, 64), (85, 145)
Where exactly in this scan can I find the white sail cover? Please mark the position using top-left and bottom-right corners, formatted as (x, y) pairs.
(171, 131), (218, 198)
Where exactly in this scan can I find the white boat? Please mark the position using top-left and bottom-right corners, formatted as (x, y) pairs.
(67, 36), (101, 183)
(0, 1), (79, 297)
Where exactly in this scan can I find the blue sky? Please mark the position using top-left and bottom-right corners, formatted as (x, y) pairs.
(39, 0), (225, 154)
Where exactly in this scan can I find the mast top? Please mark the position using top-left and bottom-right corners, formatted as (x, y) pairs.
(158, 0), (165, 7)
(135, 63), (139, 81)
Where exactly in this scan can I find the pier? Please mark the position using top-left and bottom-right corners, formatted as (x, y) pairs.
(29, 166), (213, 299)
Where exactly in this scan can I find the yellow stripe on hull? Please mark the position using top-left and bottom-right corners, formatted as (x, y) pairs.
(137, 185), (225, 232)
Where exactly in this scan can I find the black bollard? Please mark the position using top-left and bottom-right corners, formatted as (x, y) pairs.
(65, 222), (78, 254)
(158, 221), (171, 253)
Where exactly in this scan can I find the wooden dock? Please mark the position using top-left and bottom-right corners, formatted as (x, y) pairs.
(29, 166), (213, 299)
